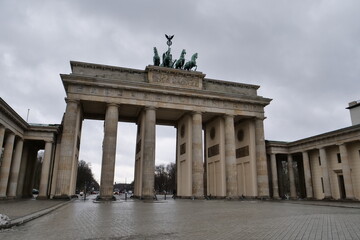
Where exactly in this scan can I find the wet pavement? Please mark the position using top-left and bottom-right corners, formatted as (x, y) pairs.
(1, 195), (360, 239)
(0, 195), (67, 220)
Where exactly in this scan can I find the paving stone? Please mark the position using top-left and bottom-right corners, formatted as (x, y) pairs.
(1, 197), (360, 239)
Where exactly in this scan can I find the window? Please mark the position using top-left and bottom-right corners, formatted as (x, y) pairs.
(318, 156), (321, 166)
(321, 177), (324, 193)
(337, 153), (342, 163)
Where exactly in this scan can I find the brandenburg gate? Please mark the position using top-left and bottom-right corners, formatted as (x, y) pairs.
(54, 59), (272, 200)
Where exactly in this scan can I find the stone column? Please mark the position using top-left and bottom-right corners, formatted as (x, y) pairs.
(16, 143), (29, 197)
(287, 154), (297, 199)
(0, 132), (15, 198)
(55, 99), (79, 198)
(319, 148), (332, 198)
(224, 115), (237, 198)
(50, 141), (61, 198)
(7, 138), (24, 198)
(339, 144), (354, 199)
(270, 154), (279, 198)
(38, 141), (53, 199)
(249, 120), (258, 196)
(0, 125), (5, 155)
(192, 112), (204, 198)
(99, 103), (119, 200)
(141, 107), (156, 199)
(255, 118), (269, 197)
(302, 151), (313, 198)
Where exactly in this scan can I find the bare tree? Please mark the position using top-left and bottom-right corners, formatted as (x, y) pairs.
(76, 160), (99, 193)
(154, 162), (176, 193)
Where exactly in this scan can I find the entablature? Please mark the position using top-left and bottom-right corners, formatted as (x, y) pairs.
(266, 125), (360, 154)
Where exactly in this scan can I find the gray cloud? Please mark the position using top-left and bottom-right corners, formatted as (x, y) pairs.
(1, 0), (359, 183)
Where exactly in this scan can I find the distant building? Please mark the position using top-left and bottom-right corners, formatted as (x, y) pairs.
(347, 100), (360, 126)
(266, 101), (360, 200)
(0, 98), (60, 199)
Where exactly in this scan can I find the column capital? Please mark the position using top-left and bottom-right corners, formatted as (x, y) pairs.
(106, 102), (120, 108)
(191, 111), (203, 116)
(6, 131), (15, 137)
(336, 142), (347, 147)
(14, 135), (24, 141)
(223, 114), (235, 119)
(64, 98), (80, 104)
(144, 106), (157, 111)
(255, 116), (266, 121)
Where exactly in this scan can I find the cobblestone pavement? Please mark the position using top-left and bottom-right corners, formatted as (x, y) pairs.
(1, 195), (360, 240)
(0, 196), (66, 220)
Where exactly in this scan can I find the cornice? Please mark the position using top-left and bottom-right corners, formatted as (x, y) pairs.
(204, 78), (260, 90)
(0, 98), (29, 130)
(70, 61), (145, 75)
(266, 124), (360, 153)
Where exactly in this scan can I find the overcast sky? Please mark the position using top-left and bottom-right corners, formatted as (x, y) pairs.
(1, 0), (359, 184)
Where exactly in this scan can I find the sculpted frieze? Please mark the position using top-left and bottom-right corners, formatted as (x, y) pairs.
(147, 66), (204, 90)
(150, 72), (201, 89)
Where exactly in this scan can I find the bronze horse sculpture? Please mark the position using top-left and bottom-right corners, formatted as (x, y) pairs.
(153, 47), (160, 66)
(184, 53), (198, 71)
(161, 48), (176, 68)
(175, 49), (186, 69)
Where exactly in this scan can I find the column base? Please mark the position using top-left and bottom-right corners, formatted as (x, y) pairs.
(140, 195), (156, 200)
(4, 196), (18, 200)
(96, 195), (116, 201)
(225, 196), (238, 200)
(53, 194), (72, 200)
(323, 196), (333, 200)
(36, 196), (49, 200)
(256, 195), (270, 200)
(180, 195), (206, 200)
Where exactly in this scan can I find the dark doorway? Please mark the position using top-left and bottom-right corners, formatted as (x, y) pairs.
(293, 154), (306, 199)
(338, 175), (346, 199)
(277, 154), (289, 199)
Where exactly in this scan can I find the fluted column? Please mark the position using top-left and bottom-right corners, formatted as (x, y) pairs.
(55, 99), (79, 198)
(141, 107), (156, 199)
(339, 144), (354, 199)
(38, 141), (53, 199)
(99, 103), (119, 200)
(224, 115), (237, 198)
(0, 132), (15, 198)
(7, 138), (24, 198)
(319, 148), (332, 198)
(270, 154), (279, 198)
(302, 151), (313, 198)
(255, 118), (269, 197)
(0, 126), (5, 156)
(287, 154), (296, 199)
(192, 112), (204, 198)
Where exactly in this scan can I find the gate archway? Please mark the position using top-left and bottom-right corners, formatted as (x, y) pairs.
(53, 62), (271, 200)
